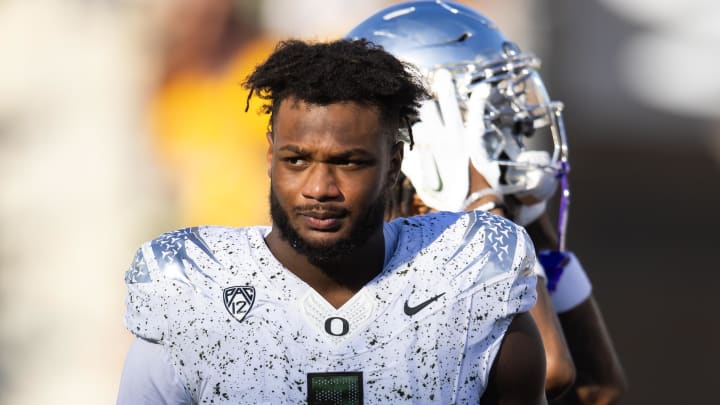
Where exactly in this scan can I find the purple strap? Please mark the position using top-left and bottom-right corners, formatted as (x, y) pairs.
(538, 250), (570, 292)
(538, 161), (571, 292)
(556, 161), (570, 252)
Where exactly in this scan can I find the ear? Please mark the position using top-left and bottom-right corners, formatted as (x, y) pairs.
(387, 141), (404, 186)
(266, 131), (274, 178)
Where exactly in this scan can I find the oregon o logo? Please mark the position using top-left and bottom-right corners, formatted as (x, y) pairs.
(324, 317), (350, 336)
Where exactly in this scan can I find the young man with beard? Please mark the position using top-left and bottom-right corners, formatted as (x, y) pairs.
(117, 38), (546, 404)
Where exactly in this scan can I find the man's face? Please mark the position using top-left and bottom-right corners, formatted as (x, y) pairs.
(267, 98), (402, 264)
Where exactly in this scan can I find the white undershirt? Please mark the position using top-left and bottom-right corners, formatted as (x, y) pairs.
(117, 338), (193, 404)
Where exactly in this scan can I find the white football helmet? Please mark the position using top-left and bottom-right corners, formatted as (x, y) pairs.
(346, 0), (571, 248)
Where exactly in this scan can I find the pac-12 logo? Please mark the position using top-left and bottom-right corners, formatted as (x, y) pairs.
(223, 286), (255, 323)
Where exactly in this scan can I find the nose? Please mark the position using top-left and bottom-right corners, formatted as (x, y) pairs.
(301, 163), (341, 202)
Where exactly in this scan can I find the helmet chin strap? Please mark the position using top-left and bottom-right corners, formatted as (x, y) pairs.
(513, 201), (547, 226)
(498, 151), (560, 201)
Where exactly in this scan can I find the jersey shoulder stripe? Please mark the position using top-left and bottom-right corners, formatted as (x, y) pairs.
(123, 225), (265, 342)
(390, 210), (532, 283)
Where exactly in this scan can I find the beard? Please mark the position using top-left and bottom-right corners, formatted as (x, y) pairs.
(269, 186), (387, 270)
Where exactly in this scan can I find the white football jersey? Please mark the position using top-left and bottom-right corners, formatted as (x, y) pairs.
(123, 210), (536, 404)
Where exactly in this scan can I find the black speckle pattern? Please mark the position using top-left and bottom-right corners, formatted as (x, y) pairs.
(123, 211), (537, 402)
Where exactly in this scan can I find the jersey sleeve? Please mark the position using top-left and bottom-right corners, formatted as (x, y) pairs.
(505, 225), (538, 317)
(439, 210), (538, 315)
(532, 258), (547, 279)
(123, 244), (168, 343)
(117, 338), (193, 405)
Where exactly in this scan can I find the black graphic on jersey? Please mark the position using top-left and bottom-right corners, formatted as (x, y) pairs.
(223, 286), (255, 323)
(324, 317), (350, 336)
(403, 292), (446, 316)
(308, 372), (363, 405)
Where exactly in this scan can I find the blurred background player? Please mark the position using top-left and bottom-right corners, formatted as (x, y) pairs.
(347, 1), (626, 403)
(149, 0), (276, 227)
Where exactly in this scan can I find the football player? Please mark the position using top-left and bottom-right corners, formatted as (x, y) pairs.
(118, 38), (547, 404)
(346, 1), (626, 403)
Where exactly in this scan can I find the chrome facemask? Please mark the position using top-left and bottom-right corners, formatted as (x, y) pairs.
(450, 44), (570, 196)
(449, 47), (571, 250)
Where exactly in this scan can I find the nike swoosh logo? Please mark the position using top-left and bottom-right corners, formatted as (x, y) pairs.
(404, 292), (446, 316)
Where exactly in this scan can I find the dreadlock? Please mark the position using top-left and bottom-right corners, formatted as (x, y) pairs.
(244, 38), (428, 144)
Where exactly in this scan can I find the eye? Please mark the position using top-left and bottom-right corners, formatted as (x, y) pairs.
(283, 156), (309, 166)
(335, 158), (372, 169)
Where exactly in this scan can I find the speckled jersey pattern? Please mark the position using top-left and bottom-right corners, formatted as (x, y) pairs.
(124, 210), (537, 403)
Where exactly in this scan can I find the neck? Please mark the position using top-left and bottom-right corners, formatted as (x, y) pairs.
(265, 227), (385, 308)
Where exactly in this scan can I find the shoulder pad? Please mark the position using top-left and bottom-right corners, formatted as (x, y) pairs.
(149, 227), (221, 279)
(446, 210), (522, 273)
(125, 246), (151, 285)
(435, 211), (535, 288)
(123, 246), (166, 342)
(123, 226), (226, 342)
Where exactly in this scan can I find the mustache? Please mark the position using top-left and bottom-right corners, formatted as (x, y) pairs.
(294, 205), (350, 218)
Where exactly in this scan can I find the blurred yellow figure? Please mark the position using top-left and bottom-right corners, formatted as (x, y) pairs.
(150, 0), (274, 227)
